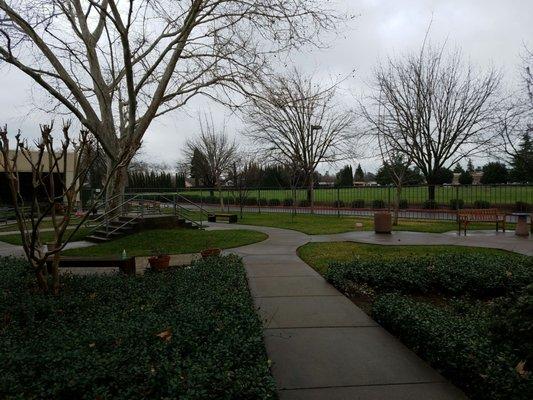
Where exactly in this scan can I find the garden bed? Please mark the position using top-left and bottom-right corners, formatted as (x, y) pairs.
(0, 255), (276, 399)
(301, 244), (532, 400)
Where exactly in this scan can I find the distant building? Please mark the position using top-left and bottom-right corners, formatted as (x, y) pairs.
(0, 150), (76, 204)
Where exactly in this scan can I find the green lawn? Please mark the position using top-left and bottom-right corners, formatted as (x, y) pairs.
(177, 185), (533, 206)
(62, 228), (267, 257)
(0, 227), (93, 245)
(0, 218), (94, 232)
(298, 242), (517, 274)
(233, 212), (513, 235)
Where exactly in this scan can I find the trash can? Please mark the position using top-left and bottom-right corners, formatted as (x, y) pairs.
(374, 211), (392, 234)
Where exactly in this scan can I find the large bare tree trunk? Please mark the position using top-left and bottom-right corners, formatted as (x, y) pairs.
(106, 161), (129, 219)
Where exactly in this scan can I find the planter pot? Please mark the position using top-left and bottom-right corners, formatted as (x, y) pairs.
(148, 255), (171, 271)
(374, 211), (392, 234)
(201, 248), (221, 259)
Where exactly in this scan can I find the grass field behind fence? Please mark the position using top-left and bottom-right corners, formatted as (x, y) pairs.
(166, 185), (533, 208)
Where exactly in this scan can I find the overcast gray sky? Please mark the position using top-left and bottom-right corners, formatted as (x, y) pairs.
(0, 0), (531, 173)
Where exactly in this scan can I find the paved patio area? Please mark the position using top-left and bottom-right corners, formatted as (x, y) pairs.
(206, 223), (525, 399)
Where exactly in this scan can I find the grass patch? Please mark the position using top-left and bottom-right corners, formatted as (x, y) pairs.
(235, 212), (513, 235)
(62, 228), (267, 257)
(298, 242), (516, 274)
(0, 227), (93, 245)
(0, 255), (276, 399)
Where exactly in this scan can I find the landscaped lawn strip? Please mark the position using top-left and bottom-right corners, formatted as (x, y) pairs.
(0, 255), (277, 399)
(235, 212), (514, 235)
(298, 242), (532, 400)
(298, 242), (516, 274)
(0, 227), (94, 245)
(62, 228), (267, 257)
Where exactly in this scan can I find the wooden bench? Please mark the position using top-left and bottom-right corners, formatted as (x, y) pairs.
(457, 209), (506, 235)
(207, 213), (238, 223)
(45, 256), (136, 275)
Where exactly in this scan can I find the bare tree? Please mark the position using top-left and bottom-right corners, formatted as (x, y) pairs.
(185, 115), (237, 210)
(362, 44), (501, 200)
(0, 121), (128, 293)
(0, 0), (339, 211)
(494, 47), (533, 163)
(243, 69), (357, 211)
(376, 134), (413, 226)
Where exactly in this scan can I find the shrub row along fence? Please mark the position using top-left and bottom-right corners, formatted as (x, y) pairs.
(81, 184), (532, 221)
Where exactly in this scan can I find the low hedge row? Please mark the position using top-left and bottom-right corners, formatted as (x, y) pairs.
(325, 253), (532, 297)
(0, 256), (276, 399)
(372, 293), (532, 400)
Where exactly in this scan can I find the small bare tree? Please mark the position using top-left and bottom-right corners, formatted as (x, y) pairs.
(376, 134), (413, 226)
(185, 115), (238, 210)
(243, 69), (357, 212)
(0, 121), (128, 293)
(494, 48), (533, 163)
(362, 44), (501, 200)
(0, 0), (339, 209)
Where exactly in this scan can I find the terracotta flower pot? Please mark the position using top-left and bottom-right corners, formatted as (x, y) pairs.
(201, 248), (221, 259)
(148, 255), (171, 271)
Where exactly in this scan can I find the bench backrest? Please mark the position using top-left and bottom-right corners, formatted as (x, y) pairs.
(457, 208), (505, 221)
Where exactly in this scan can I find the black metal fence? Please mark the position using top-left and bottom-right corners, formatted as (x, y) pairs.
(87, 184), (533, 221)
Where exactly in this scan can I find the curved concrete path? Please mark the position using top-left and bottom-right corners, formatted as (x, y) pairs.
(207, 223), (530, 399)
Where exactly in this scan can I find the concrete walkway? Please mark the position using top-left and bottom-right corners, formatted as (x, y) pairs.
(206, 223), (515, 399)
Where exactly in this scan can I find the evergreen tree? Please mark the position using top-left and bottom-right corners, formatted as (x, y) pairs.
(453, 163), (464, 173)
(480, 162), (509, 184)
(335, 165), (353, 187)
(467, 158), (475, 173)
(510, 132), (533, 183)
(459, 170), (473, 185)
(354, 164), (365, 182)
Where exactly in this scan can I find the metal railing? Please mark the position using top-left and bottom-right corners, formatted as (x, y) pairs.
(84, 192), (209, 237)
(111, 184), (533, 221)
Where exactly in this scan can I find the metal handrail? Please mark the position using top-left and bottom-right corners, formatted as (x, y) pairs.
(159, 194), (207, 228)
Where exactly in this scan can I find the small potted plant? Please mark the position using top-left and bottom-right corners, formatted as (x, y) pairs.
(200, 237), (221, 259)
(148, 247), (171, 271)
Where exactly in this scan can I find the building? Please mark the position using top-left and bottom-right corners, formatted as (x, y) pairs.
(0, 150), (76, 204)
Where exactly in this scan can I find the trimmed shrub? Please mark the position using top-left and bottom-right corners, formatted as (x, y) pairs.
(449, 198), (465, 210)
(398, 199), (409, 209)
(333, 200), (345, 208)
(372, 199), (385, 209)
(372, 294), (531, 400)
(283, 198), (294, 207)
(298, 199), (310, 207)
(268, 198), (281, 207)
(0, 256), (276, 399)
(325, 253), (532, 298)
(351, 199), (366, 208)
(423, 199), (438, 209)
(473, 200), (491, 209)
(257, 198), (268, 206)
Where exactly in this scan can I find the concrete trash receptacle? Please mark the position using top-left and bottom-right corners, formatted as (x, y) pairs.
(374, 212), (392, 234)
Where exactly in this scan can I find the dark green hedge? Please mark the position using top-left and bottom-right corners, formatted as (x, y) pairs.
(0, 256), (276, 400)
(325, 253), (532, 297)
(373, 294), (532, 400)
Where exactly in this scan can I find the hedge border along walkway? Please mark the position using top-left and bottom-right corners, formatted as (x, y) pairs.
(0, 255), (277, 400)
(322, 253), (533, 400)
